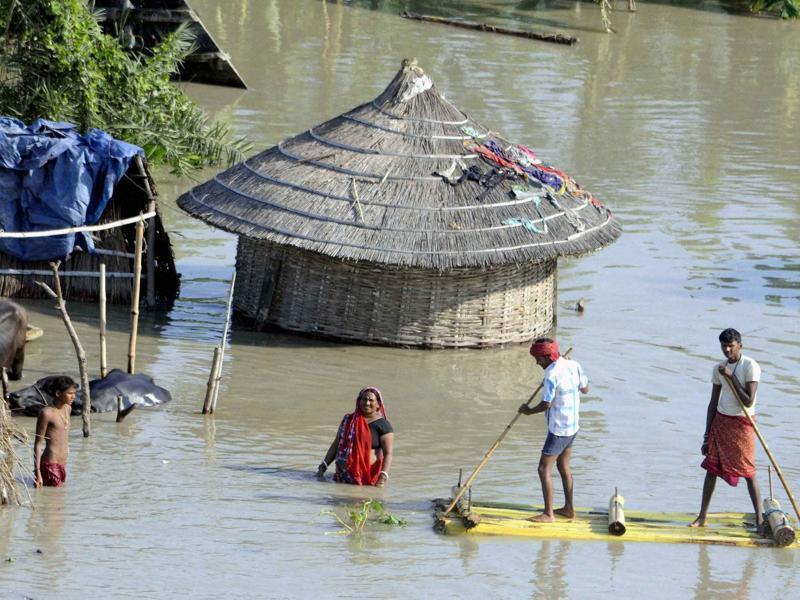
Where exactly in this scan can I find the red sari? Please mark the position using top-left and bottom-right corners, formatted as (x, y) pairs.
(333, 387), (387, 486)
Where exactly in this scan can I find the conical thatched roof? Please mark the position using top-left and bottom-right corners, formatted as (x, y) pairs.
(178, 59), (621, 270)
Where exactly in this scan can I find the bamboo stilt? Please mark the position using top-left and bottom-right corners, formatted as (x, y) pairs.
(146, 199), (156, 308)
(127, 215), (145, 374)
(99, 263), (108, 378)
(210, 272), (236, 413)
(202, 346), (222, 414)
(769, 465), (774, 499)
(443, 347), (574, 516)
(1, 367), (8, 403)
(135, 155), (157, 309)
(722, 373), (800, 524)
(36, 262), (91, 437)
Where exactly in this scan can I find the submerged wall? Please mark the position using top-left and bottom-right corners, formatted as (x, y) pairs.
(234, 237), (556, 348)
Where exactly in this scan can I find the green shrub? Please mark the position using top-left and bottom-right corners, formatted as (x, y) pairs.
(0, 0), (248, 175)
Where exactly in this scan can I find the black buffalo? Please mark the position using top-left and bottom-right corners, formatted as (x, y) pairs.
(0, 299), (27, 380)
(8, 369), (172, 419)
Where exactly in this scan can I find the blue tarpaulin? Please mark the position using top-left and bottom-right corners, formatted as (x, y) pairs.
(0, 117), (143, 261)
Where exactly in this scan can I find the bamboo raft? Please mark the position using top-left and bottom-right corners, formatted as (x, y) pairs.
(433, 499), (798, 548)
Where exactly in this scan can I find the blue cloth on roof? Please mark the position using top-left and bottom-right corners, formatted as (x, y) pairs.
(0, 117), (143, 261)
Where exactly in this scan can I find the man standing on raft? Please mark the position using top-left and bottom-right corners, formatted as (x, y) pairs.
(519, 339), (588, 523)
(691, 328), (764, 533)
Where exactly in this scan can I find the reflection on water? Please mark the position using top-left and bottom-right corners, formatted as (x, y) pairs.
(1, 0), (799, 598)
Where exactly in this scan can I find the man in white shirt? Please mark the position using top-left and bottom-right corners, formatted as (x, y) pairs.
(519, 338), (589, 523)
(690, 328), (763, 533)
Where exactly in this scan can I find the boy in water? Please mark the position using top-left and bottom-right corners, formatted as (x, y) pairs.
(690, 328), (763, 533)
(519, 338), (589, 522)
(33, 376), (77, 488)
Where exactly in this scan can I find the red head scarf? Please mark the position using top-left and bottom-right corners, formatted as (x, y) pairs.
(334, 387), (387, 486)
(530, 339), (560, 362)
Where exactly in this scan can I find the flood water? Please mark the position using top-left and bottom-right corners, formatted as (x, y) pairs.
(2, 1), (799, 598)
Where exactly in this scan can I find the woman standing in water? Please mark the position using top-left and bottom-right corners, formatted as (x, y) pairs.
(317, 387), (394, 486)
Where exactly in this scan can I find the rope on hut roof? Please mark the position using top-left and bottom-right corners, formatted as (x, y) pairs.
(277, 143), (441, 182)
(230, 166), (540, 211)
(307, 126), (479, 159)
(369, 100), (469, 125)
(341, 114), (484, 141)
(187, 192), (616, 256)
(192, 182), (594, 234)
(0, 211), (155, 238)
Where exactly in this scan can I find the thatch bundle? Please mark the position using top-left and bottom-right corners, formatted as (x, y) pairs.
(0, 396), (28, 506)
(178, 59), (621, 347)
(0, 160), (179, 306)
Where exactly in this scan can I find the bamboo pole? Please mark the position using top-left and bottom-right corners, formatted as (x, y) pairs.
(36, 262), (91, 437)
(1, 367), (8, 403)
(722, 373), (800, 523)
(202, 346), (222, 414)
(399, 11), (578, 46)
(135, 155), (157, 309)
(99, 263), (108, 378)
(210, 272), (237, 413)
(443, 347), (574, 516)
(127, 215), (145, 374)
(146, 199), (156, 308)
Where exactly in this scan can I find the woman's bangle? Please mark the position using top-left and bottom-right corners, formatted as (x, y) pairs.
(378, 471), (389, 480)
(318, 462), (328, 472)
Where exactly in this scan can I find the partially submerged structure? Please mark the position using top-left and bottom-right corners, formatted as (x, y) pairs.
(93, 0), (246, 88)
(177, 59), (621, 347)
(0, 119), (178, 306)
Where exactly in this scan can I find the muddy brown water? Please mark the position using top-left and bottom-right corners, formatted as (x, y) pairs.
(1, 1), (798, 598)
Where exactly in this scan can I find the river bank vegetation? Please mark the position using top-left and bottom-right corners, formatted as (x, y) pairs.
(0, 0), (247, 175)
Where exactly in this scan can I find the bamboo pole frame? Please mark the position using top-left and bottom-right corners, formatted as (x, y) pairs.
(134, 155), (157, 308)
(210, 272), (236, 413)
(99, 263), (108, 378)
(35, 261), (92, 437)
(202, 346), (222, 415)
(1, 367), (8, 403)
(443, 347), (574, 516)
(127, 216), (145, 374)
(722, 373), (800, 524)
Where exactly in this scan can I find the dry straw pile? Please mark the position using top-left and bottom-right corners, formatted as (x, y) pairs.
(0, 396), (29, 506)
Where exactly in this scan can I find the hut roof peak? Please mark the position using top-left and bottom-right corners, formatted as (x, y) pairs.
(372, 59), (461, 122)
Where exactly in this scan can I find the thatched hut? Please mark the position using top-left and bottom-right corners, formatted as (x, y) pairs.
(177, 59), (621, 348)
(0, 157), (179, 306)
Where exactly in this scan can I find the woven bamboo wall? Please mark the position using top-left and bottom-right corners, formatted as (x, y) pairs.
(235, 238), (556, 348)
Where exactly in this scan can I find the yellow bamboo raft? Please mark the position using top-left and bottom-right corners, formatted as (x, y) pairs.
(433, 499), (798, 548)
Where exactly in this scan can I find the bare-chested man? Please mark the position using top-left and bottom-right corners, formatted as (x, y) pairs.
(33, 376), (77, 488)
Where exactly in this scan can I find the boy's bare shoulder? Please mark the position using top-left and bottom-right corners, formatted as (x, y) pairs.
(37, 406), (58, 421)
